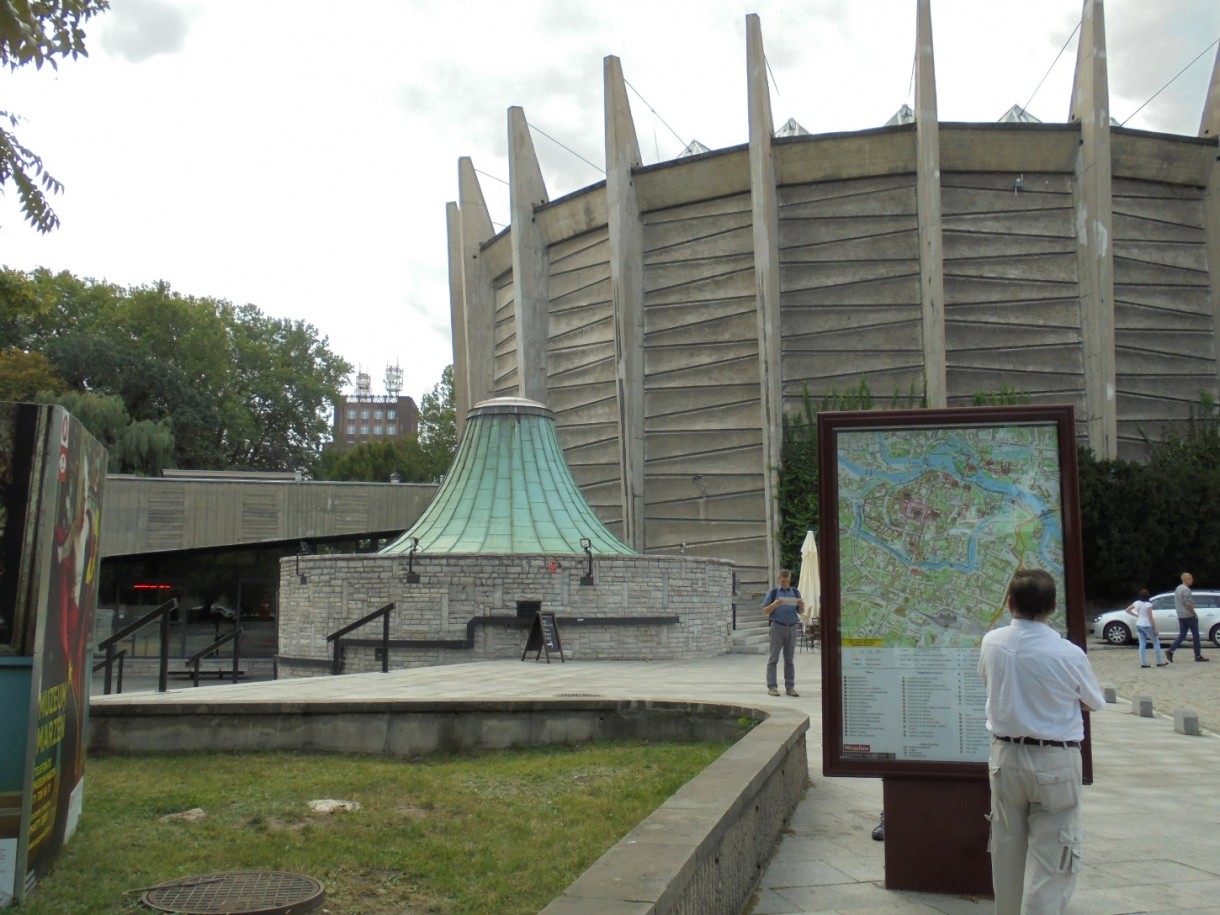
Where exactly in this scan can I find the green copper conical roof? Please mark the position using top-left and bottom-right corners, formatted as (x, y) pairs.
(381, 397), (635, 555)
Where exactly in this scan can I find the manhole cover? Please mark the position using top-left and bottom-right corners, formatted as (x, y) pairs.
(142, 870), (324, 914)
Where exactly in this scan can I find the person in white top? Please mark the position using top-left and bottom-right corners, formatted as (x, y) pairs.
(978, 568), (1106, 915)
(1124, 588), (1166, 667)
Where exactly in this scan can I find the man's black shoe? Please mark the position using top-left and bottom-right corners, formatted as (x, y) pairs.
(871, 813), (885, 841)
(1196, 655), (1210, 662)
(1166, 649), (1174, 663)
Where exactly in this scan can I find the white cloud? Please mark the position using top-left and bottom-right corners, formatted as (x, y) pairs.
(99, 0), (193, 63)
(1, 0), (1217, 409)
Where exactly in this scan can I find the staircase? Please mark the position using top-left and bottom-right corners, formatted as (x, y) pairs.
(729, 609), (821, 655)
(730, 615), (770, 653)
(729, 592), (770, 653)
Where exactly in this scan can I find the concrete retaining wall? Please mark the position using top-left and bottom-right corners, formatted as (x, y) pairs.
(88, 697), (809, 915)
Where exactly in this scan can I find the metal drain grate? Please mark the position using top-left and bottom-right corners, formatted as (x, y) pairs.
(556, 693), (602, 698)
(142, 870), (324, 914)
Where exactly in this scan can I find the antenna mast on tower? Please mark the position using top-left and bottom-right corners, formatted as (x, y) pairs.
(385, 362), (403, 398)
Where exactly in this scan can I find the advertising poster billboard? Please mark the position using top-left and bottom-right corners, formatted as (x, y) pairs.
(817, 405), (1090, 781)
(0, 405), (106, 906)
(0, 403), (47, 908)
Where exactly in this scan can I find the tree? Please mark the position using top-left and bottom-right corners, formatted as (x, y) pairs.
(0, 268), (52, 346)
(35, 300), (228, 467)
(1, 1), (109, 233)
(418, 364), (456, 474)
(776, 380), (879, 571)
(1, 266), (117, 345)
(36, 389), (174, 475)
(319, 437), (438, 483)
(4, 268), (352, 473)
(0, 346), (62, 400)
(222, 305), (351, 472)
(1076, 447), (1165, 598)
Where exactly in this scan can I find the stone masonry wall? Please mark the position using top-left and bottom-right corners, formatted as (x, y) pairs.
(277, 553), (734, 677)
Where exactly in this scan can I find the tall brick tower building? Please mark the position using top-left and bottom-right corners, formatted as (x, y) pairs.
(332, 364), (419, 448)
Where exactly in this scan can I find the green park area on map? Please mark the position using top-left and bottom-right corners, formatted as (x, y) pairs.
(836, 424), (1064, 649)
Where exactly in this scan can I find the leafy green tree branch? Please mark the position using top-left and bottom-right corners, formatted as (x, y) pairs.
(0, 1), (109, 232)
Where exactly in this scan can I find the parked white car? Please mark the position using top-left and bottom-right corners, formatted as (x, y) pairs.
(1088, 590), (1220, 647)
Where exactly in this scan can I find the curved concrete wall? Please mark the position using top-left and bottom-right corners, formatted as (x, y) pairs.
(447, 8), (1220, 598)
(88, 697), (809, 915)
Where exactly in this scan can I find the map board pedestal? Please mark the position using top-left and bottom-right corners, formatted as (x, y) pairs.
(882, 778), (991, 896)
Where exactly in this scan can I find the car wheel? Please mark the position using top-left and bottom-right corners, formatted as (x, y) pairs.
(1102, 621), (1132, 645)
(1211, 624), (1220, 650)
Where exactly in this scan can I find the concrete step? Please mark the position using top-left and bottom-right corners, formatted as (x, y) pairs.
(729, 622), (770, 654)
(733, 627), (769, 642)
(732, 630), (766, 643)
(730, 618), (821, 656)
(730, 629), (766, 644)
(729, 644), (767, 655)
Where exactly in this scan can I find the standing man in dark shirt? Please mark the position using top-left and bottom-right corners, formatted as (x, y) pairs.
(1167, 571), (1208, 662)
(762, 569), (804, 696)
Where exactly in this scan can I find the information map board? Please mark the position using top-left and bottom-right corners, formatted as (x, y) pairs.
(817, 405), (1091, 781)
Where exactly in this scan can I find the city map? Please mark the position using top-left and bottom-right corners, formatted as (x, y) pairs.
(838, 423), (1065, 649)
(833, 421), (1066, 764)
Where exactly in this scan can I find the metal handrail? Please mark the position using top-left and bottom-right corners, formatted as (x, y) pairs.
(91, 648), (127, 694)
(95, 598), (177, 694)
(326, 602), (394, 675)
(185, 626), (244, 687)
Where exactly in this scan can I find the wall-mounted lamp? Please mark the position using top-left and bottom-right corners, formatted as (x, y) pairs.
(389, 470), (402, 483)
(579, 537), (594, 586)
(407, 536), (421, 583)
(1013, 174), (1024, 194)
(296, 540), (311, 585)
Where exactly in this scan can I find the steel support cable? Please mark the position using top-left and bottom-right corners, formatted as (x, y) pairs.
(1023, 17), (1081, 117)
(1120, 36), (1220, 127)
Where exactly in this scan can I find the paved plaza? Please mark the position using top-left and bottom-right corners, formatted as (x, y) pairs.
(93, 649), (1220, 914)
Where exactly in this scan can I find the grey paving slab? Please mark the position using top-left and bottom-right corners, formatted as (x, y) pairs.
(93, 650), (1220, 914)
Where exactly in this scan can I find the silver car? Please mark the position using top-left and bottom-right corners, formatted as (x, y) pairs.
(1089, 590), (1220, 648)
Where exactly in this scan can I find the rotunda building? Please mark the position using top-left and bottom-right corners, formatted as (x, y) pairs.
(444, 3), (1220, 599)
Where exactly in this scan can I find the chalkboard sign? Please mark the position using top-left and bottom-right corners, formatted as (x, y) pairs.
(521, 611), (564, 663)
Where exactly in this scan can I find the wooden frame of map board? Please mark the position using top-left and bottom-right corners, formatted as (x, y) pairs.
(817, 405), (1092, 781)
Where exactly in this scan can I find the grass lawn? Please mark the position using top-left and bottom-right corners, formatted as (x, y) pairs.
(17, 740), (732, 914)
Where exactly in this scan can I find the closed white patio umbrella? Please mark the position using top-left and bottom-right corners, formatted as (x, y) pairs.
(797, 530), (820, 624)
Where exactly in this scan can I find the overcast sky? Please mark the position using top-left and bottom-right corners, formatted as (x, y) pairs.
(2, 0), (1217, 405)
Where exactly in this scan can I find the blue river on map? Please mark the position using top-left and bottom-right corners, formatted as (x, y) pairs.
(840, 432), (1063, 574)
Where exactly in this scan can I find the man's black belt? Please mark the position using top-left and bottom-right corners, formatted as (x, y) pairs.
(770, 620), (798, 626)
(994, 735), (1080, 748)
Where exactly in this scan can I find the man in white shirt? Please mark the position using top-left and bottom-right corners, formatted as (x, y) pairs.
(978, 568), (1106, 915)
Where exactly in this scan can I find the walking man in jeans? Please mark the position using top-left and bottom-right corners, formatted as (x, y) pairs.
(762, 569), (804, 696)
(1167, 571), (1209, 662)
